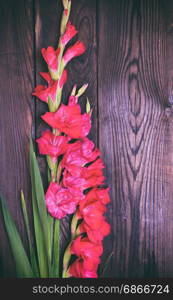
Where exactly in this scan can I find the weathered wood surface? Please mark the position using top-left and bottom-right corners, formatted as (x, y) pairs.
(1, 0), (173, 277)
(0, 0), (34, 277)
(98, 0), (173, 277)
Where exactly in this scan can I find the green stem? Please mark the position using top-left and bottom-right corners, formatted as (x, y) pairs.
(52, 219), (60, 277)
(62, 212), (81, 278)
(56, 162), (62, 183)
(46, 156), (57, 182)
(45, 0), (72, 278)
(62, 242), (72, 278)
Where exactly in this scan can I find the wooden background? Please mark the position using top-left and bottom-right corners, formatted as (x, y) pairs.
(1, 0), (173, 278)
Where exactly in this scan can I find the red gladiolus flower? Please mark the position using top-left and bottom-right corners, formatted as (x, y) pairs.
(32, 70), (67, 103)
(69, 259), (98, 278)
(79, 219), (110, 243)
(78, 188), (110, 229)
(41, 104), (91, 138)
(82, 170), (105, 188)
(39, 72), (52, 83)
(94, 187), (111, 205)
(63, 167), (104, 192)
(71, 158), (105, 188)
(71, 237), (103, 271)
(63, 41), (86, 65)
(45, 182), (79, 219)
(61, 138), (100, 176)
(41, 46), (60, 71)
(61, 21), (78, 46)
(62, 170), (86, 192)
(36, 130), (69, 160)
(68, 95), (78, 106)
(79, 196), (106, 220)
(78, 202), (106, 231)
(83, 187), (111, 205)
(63, 170), (87, 201)
(79, 188), (110, 215)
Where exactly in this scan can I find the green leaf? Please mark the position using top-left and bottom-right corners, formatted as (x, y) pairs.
(29, 140), (51, 277)
(20, 191), (39, 277)
(47, 167), (51, 183)
(0, 195), (34, 278)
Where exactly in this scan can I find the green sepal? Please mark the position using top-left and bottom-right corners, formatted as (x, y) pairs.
(86, 97), (91, 113)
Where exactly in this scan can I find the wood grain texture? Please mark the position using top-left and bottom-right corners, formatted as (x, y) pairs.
(0, 0), (34, 276)
(98, 0), (173, 277)
(34, 0), (97, 267)
(1, 0), (173, 278)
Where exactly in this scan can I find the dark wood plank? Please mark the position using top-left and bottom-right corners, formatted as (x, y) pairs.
(0, 0), (34, 276)
(34, 0), (97, 267)
(98, 0), (173, 277)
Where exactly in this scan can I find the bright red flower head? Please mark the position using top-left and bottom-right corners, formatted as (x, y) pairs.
(41, 46), (60, 70)
(71, 236), (103, 270)
(79, 218), (110, 243)
(94, 187), (111, 205)
(41, 104), (91, 138)
(45, 182), (79, 219)
(32, 70), (67, 103)
(63, 167), (104, 192)
(79, 188), (110, 212)
(69, 259), (98, 278)
(63, 170), (87, 201)
(63, 41), (86, 65)
(78, 187), (110, 228)
(78, 200), (106, 230)
(61, 138), (100, 176)
(61, 21), (78, 46)
(36, 130), (69, 160)
(83, 187), (111, 205)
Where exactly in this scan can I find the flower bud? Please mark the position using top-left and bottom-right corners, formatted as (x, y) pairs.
(76, 83), (88, 97)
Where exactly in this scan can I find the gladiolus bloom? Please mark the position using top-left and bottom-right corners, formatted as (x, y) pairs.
(78, 188), (110, 218)
(36, 130), (69, 160)
(63, 41), (86, 65)
(61, 138), (100, 176)
(71, 236), (103, 270)
(83, 188), (111, 205)
(62, 170), (87, 193)
(78, 188), (110, 230)
(45, 182), (79, 219)
(61, 21), (78, 46)
(63, 167), (104, 192)
(69, 259), (98, 278)
(79, 219), (110, 243)
(41, 104), (91, 138)
(33, 70), (67, 103)
(41, 46), (60, 70)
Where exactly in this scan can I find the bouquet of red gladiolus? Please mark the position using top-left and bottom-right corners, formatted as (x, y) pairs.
(0, 0), (110, 278)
